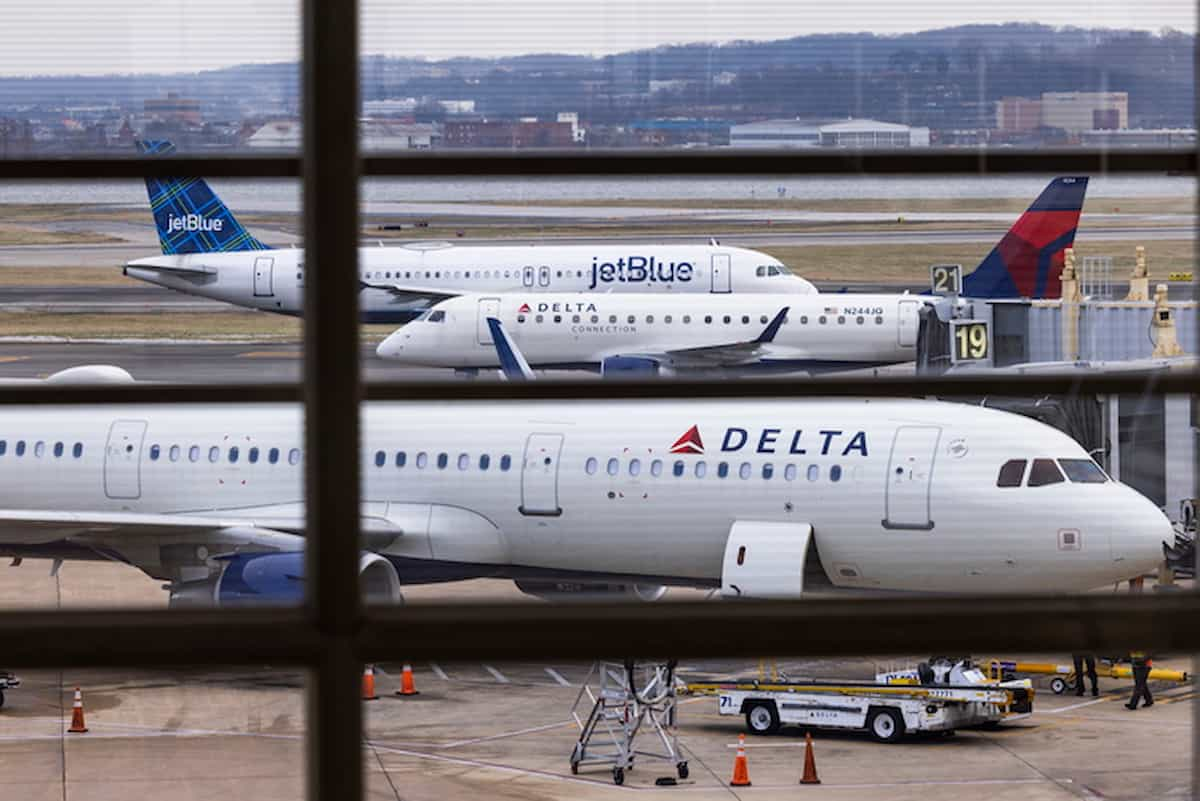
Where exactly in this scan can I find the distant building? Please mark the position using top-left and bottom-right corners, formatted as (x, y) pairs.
(1040, 92), (1128, 135)
(437, 100), (476, 115)
(627, 119), (730, 147)
(556, 112), (586, 144)
(729, 118), (929, 149)
(143, 92), (203, 126)
(246, 119), (439, 150)
(995, 97), (1042, 133)
(363, 98), (418, 117)
(443, 119), (575, 148)
(1080, 128), (1196, 148)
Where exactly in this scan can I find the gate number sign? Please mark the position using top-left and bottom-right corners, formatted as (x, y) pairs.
(930, 264), (963, 296)
(951, 321), (990, 363)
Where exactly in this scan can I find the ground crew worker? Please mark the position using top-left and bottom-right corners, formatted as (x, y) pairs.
(1072, 653), (1098, 696)
(1125, 651), (1154, 710)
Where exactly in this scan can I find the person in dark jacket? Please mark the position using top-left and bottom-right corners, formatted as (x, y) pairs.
(1125, 651), (1154, 710)
(1072, 653), (1098, 696)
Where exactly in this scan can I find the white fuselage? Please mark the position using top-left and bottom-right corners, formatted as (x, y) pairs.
(124, 244), (815, 323)
(377, 292), (929, 372)
(0, 399), (1167, 594)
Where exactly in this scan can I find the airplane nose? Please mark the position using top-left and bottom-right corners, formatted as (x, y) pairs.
(376, 331), (404, 359)
(1114, 486), (1174, 579)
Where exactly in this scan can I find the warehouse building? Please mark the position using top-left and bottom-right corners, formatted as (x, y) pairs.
(729, 118), (929, 148)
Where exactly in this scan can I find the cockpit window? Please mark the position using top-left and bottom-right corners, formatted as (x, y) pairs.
(1058, 459), (1108, 483)
(774, 262), (793, 275)
(1027, 458), (1065, 487)
(415, 309), (445, 323)
(755, 266), (767, 277)
(996, 459), (1026, 487)
(767, 265), (781, 276)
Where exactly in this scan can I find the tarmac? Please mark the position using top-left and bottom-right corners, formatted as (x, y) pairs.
(0, 560), (1192, 800)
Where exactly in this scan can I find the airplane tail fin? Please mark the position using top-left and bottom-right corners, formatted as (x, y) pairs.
(961, 176), (1088, 300)
(135, 140), (270, 255)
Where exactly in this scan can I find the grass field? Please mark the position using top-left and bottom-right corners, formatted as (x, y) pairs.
(0, 225), (123, 246)
(0, 310), (401, 341)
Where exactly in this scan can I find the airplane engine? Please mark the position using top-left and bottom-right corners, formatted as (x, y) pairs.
(168, 552), (402, 607)
(600, 356), (668, 378)
(514, 579), (668, 602)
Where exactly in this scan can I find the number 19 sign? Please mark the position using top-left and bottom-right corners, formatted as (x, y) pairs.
(951, 320), (990, 364)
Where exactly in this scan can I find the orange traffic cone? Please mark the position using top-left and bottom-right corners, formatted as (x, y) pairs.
(800, 731), (821, 785)
(68, 687), (88, 733)
(362, 665), (378, 701)
(730, 733), (751, 786)
(395, 663), (419, 697)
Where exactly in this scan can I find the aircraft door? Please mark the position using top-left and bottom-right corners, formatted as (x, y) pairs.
(898, 300), (920, 347)
(710, 254), (732, 293)
(520, 433), (564, 516)
(253, 256), (275, 297)
(476, 297), (501, 345)
(522, 266), (535, 287)
(538, 266), (551, 286)
(104, 419), (147, 500)
(882, 425), (940, 530)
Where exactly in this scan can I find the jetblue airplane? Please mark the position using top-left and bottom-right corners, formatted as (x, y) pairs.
(0, 376), (1167, 605)
(122, 141), (815, 323)
(377, 177), (1089, 374)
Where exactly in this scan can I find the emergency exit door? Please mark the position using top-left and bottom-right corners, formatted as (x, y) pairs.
(476, 297), (501, 345)
(710, 254), (732, 293)
(882, 426), (940, 530)
(104, 420), (147, 500)
(520, 433), (564, 516)
(253, 256), (275, 297)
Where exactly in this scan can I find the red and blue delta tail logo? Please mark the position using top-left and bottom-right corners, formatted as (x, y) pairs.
(517, 302), (532, 314)
(670, 425), (704, 454)
(962, 176), (1088, 300)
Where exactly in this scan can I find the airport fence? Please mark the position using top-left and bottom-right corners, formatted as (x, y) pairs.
(0, 0), (1195, 798)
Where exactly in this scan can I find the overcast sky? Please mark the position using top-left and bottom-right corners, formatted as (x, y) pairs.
(1, 0), (1194, 76)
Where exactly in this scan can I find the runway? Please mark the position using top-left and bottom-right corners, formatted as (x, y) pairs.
(0, 341), (447, 383)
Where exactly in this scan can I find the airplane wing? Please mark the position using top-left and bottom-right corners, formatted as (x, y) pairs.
(612, 306), (791, 369)
(487, 317), (535, 381)
(358, 280), (462, 305)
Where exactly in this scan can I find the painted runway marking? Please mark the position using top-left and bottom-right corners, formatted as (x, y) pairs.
(1046, 696), (1112, 714)
(483, 664), (510, 684)
(544, 667), (571, 687)
(0, 356), (29, 363)
(236, 350), (302, 359)
(429, 662), (449, 681)
(439, 719), (575, 749)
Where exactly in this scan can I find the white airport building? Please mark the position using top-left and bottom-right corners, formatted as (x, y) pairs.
(729, 118), (930, 149)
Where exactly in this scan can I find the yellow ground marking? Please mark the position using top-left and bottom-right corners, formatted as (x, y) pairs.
(0, 356), (29, 363)
(236, 350), (303, 359)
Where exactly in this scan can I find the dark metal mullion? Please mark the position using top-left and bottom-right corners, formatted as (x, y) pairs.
(302, 0), (361, 797)
(0, 593), (1198, 666)
(0, 372), (1193, 406)
(0, 148), (1192, 179)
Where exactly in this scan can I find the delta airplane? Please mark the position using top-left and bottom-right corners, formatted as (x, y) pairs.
(377, 177), (1089, 374)
(122, 141), (815, 324)
(0, 376), (1167, 605)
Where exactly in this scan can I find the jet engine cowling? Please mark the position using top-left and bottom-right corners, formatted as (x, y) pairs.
(168, 552), (402, 607)
(600, 356), (666, 378)
(514, 579), (668, 602)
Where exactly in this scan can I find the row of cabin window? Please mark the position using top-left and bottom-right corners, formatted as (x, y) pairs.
(586, 457), (849, 483)
(995, 458), (1108, 488)
(0, 440), (83, 459)
(518, 313), (885, 326)
(353, 269), (588, 282)
(148, 444), (302, 466)
(373, 451), (514, 471)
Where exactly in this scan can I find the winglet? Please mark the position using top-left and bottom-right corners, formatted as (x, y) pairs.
(753, 307), (790, 344)
(487, 317), (535, 381)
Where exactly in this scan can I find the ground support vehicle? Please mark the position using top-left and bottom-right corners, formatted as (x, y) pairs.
(688, 661), (1032, 743)
(0, 672), (19, 707)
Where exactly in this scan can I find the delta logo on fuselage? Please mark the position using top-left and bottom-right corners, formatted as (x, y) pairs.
(167, 214), (224, 234)
(588, 256), (694, 290)
(669, 425), (868, 457)
(519, 301), (600, 314)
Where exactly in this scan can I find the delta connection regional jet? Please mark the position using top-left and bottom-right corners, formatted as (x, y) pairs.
(378, 178), (1089, 375)
(0, 369), (1167, 605)
(122, 141), (815, 324)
